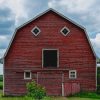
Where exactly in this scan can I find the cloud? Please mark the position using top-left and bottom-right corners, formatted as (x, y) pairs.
(0, 48), (6, 58)
(48, 0), (100, 57)
(48, 0), (95, 14)
(0, 35), (10, 49)
(0, 0), (49, 74)
(0, 64), (3, 75)
(0, 8), (12, 19)
(91, 33), (100, 57)
(48, 0), (100, 32)
(0, 0), (48, 26)
(0, 0), (28, 26)
(0, 0), (49, 58)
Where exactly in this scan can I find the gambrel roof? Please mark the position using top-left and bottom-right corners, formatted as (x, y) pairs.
(4, 8), (96, 58)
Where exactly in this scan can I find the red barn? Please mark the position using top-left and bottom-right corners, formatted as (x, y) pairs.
(3, 9), (97, 96)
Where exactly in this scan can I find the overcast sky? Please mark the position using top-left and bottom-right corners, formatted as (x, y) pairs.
(0, 0), (100, 74)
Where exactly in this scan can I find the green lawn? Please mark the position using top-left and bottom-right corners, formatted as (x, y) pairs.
(68, 97), (100, 100)
(0, 92), (100, 100)
(0, 89), (100, 100)
(0, 96), (99, 100)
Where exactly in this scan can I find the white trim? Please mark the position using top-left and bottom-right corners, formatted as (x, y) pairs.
(42, 49), (59, 68)
(24, 70), (32, 80)
(4, 29), (17, 57)
(4, 8), (96, 58)
(60, 26), (70, 36)
(31, 26), (41, 36)
(62, 82), (64, 96)
(84, 29), (96, 58)
(69, 70), (77, 79)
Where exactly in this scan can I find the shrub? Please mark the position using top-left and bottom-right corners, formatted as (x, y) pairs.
(0, 82), (3, 90)
(26, 80), (46, 100)
(97, 85), (100, 94)
(0, 75), (3, 82)
(97, 67), (100, 94)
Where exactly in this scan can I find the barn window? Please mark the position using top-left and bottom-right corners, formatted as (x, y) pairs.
(31, 26), (41, 36)
(42, 49), (59, 68)
(60, 26), (70, 36)
(69, 70), (77, 79)
(24, 70), (32, 79)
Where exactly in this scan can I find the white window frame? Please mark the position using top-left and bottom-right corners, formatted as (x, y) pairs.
(24, 70), (32, 79)
(60, 26), (70, 36)
(31, 26), (41, 36)
(69, 70), (77, 79)
(42, 49), (59, 68)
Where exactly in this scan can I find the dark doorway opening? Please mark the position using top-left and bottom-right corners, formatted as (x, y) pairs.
(43, 50), (58, 68)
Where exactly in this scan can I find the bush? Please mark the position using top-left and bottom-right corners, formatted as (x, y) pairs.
(0, 82), (3, 90)
(0, 75), (3, 82)
(97, 85), (100, 94)
(26, 80), (46, 100)
(97, 67), (100, 94)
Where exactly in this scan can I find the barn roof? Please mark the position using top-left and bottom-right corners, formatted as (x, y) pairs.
(4, 8), (96, 58)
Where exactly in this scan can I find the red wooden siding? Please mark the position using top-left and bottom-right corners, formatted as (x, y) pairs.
(4, 10), (96, 96)
(64, 83), (80, 96)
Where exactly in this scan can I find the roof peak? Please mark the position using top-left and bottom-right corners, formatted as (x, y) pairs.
(4, 8), (96, 58)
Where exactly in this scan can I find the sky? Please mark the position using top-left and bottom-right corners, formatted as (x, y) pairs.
(0, 0), (100, 74)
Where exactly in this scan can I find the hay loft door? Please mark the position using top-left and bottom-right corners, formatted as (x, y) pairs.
(42, 49), (58, 68)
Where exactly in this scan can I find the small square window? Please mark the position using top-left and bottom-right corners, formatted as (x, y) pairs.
(69, 70), (77, 79)
(60, 26), (70, 36)
(31, 26), (41, 36)
(24, 71), (32, 79)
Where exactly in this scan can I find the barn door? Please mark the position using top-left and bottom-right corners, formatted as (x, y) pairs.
(64, 83), (80, 96)
(37, 72), (62, 96)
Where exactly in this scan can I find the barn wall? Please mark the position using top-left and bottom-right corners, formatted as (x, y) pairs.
(4, 11), (96, 95)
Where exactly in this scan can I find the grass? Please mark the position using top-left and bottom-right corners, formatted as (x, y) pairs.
(71, 92), (100, 99)
(0, 96), (100, 100)
(0, 90), (100, 100)
(68, 97), (100, 100)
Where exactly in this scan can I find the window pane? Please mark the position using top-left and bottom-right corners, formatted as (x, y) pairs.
(33, 28), (39, 34)
(25, 72), (30, 78)
(69, 70), (76, 79)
